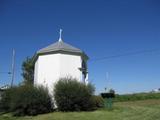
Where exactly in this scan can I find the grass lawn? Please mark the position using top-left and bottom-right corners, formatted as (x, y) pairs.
(0, 99), (160, 120)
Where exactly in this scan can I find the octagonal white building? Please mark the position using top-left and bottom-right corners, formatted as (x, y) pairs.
(34, 30), (89, 94)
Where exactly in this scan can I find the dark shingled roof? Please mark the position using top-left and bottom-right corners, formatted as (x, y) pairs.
(37, 40), (89, 59)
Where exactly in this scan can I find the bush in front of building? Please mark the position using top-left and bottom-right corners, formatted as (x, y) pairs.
(92, 95), (105, 108)
(54, 77), (95, 111)
(0, 85), (53, 116)
(0, 87), (17, 112)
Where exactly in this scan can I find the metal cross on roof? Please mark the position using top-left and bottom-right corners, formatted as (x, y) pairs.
(59, 29), (63, 42)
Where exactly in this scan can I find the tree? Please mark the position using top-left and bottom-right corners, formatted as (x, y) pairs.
(109, 89), (115, 94)
(22, 56), (34, 85)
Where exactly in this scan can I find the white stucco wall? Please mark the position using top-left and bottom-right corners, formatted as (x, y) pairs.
(34, 53), (84, 94)
(59, 54), (82, 81)
(34, 60), (38, 85)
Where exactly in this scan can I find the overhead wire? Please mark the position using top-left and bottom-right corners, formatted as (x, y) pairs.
(91, 48), (160, 62)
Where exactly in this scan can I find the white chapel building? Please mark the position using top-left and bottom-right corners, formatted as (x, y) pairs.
(34, 30), (89, 94)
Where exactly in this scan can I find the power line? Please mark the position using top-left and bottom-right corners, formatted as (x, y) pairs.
(0, 72), (11, 74)
(91, 48), (160, 62)
(0, 50), (15, 86)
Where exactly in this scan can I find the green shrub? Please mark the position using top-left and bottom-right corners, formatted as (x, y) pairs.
(0, 87), (17, 112)
(0, 85), (53, 116)
(92, 95), (104, 108)
(54, 77), (95, 111)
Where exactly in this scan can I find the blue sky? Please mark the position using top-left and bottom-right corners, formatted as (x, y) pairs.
(0, 0), (160, 94)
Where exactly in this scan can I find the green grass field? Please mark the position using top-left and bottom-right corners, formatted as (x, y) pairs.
(1, 99), (160, 120)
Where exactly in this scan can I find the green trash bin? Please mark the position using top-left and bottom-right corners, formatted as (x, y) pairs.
(106, 98), (112, 109)
(101, 93), (115, 109)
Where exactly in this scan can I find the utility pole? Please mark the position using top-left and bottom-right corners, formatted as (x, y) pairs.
(11, 49), (15, 87)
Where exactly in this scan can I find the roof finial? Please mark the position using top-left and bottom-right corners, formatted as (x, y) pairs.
(59, 29), (63, 42)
